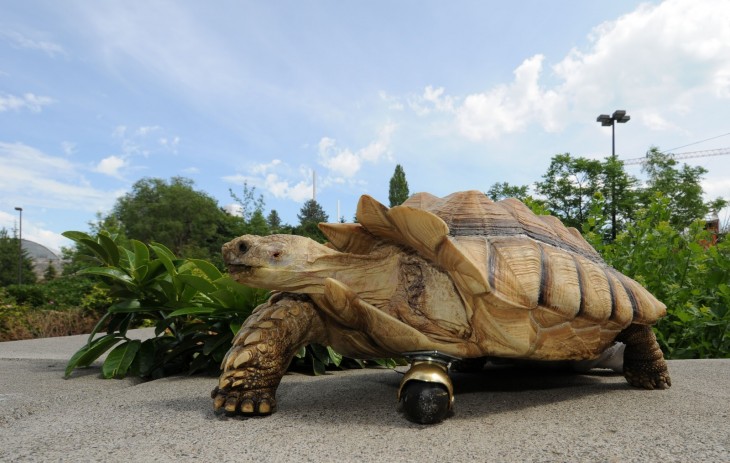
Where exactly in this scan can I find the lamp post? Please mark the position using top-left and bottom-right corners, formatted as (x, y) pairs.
(596, 110), (630, 240)
(14, 207), (23, 285)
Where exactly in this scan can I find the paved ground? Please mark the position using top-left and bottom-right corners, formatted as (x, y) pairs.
(1, 331), (728, 462)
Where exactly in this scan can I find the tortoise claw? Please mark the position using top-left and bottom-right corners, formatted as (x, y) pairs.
(213, 387), (277, 417)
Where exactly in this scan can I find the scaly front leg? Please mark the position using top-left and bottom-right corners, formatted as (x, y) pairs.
(212, 293), (327, 416)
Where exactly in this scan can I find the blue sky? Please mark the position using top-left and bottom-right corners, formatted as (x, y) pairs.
(1, 0), (729, 252)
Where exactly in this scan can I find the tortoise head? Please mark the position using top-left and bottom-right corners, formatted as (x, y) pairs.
(222, 234), (343, 292)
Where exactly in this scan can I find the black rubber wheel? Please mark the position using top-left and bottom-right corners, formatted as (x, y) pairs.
(400, 380), (451, 424)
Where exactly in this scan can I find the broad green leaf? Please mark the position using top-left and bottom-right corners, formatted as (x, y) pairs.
(85, 311), (112, 346)
(61, 230), (94, 243)
(151, 248), (177, 276)
(102, 340), (142, 379)
(177, 274), (217, 294)
(64, 334), (123, 378)
(97, 233), (120, 266)
(150, 242), (176, 261)
(229, 321), (242, 335)
(190, 259), (224, 280)
(136, 340), (157, 377)
(132, 240), (150, 267)
(312, 357), (326, 375)
(78, 238), (110, 263)
(188, 352), (212, 375)
(327, 346), (343, 367)
(168, 306), (215, 317)
(79, 267), (133, 284)
(108, 300), (141, 313)
(203, 333), (232, 355)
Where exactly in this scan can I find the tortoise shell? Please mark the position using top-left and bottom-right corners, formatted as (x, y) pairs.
(320, 190), (666, 360)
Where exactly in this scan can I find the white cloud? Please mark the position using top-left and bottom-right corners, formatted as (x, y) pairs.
(3, 31), (66, 57)
(317, 123), (395, 178)
(222, 124), (396, 203)
(0, 142), (118, 212)
(95, 155), (127, 177)
(136, 125), (160, 136)
(61, 141), (76, 155)
(0, 210), (70, 252)
(405, 0), (730, 140)
(112, 124), (180, 157)
(265, 174), (312, 202)
(0, 92), (54, 112)
(250, 159), (282, 175)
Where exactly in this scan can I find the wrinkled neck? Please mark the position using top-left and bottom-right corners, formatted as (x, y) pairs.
(283, 245), (398, 294)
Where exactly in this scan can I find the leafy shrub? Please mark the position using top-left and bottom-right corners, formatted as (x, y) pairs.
(38, 276), (101, 311)
(5, 285), (45, 306)
(589, 195), (729, 358)
(62, 231), (269, 379)
(0, 287), (100, 341)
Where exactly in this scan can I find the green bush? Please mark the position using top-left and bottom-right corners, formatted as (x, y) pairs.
(62, 231), (269, 379)
(5, 284), (45, 306)
(589, 195), (729, 358)
(0, 288), (100, 341)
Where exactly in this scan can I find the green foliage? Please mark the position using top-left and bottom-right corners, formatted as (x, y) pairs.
(246, 209), (270, 236)
(388, 164), (410, 207)
(43, 262), (58, 281)
(296, 199), (329, 242)
(112, 177), (233, 261)
(267, 210), (283, 233)
(640, 148), (710, 229)
(62, 230), (268, 379)
(486, 183), (548, 216)
(0, 286), (101, 341)
(486, 182), (530, 201)
(590, 195), (729, 359)
(229, 181), (265, 223)
(5, 284), (45, 306)
(535, 153), (603, 228)
(0, 228), (37, 286)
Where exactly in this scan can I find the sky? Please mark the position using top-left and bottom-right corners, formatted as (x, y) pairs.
(1, 0), (729, 253)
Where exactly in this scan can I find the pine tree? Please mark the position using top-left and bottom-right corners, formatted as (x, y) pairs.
(296, 199), (329, 242)
(0, 228), (37, 286)
(267, 210), (282, 233)
(388, 164), (410, 207)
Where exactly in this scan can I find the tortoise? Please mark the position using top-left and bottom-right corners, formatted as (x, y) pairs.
(212, 190), (670, 423)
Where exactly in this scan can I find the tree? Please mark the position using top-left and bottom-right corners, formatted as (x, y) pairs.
(486, 182), (530, 201)
(296, 199), (329, 242)
(267, 210), (282, 233)
(246, 209), (270, 236)
(640, 147), (722, 228)
(229, 181), (265, 224)
(112, 177), (232, 260)
(388, 164), (410, 207)
(43, 261), (57, 281)
(0, 228), (36, 286)
(535, 154), (603, 229)
(599, 156), (640, 239)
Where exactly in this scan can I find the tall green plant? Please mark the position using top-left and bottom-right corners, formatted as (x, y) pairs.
(62, 231), (268, 379)
(592, 196), (729, 358)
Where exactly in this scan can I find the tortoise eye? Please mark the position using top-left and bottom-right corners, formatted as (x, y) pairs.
(238, 242), (248, 254)
(272, 251), (281, 258)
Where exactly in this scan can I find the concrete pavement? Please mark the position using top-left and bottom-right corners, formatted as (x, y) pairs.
(1, 331), (728, 462)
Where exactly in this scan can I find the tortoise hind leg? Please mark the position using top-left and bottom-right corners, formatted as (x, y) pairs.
(212, 293), (327, 416)
(617, 324), (671, 390)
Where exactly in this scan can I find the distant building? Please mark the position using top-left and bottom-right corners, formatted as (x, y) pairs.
(21, 239), (63, 279)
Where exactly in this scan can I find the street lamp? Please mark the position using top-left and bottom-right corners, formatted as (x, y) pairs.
(14, 207), (23, 285)
(596, 110), (630, 240)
